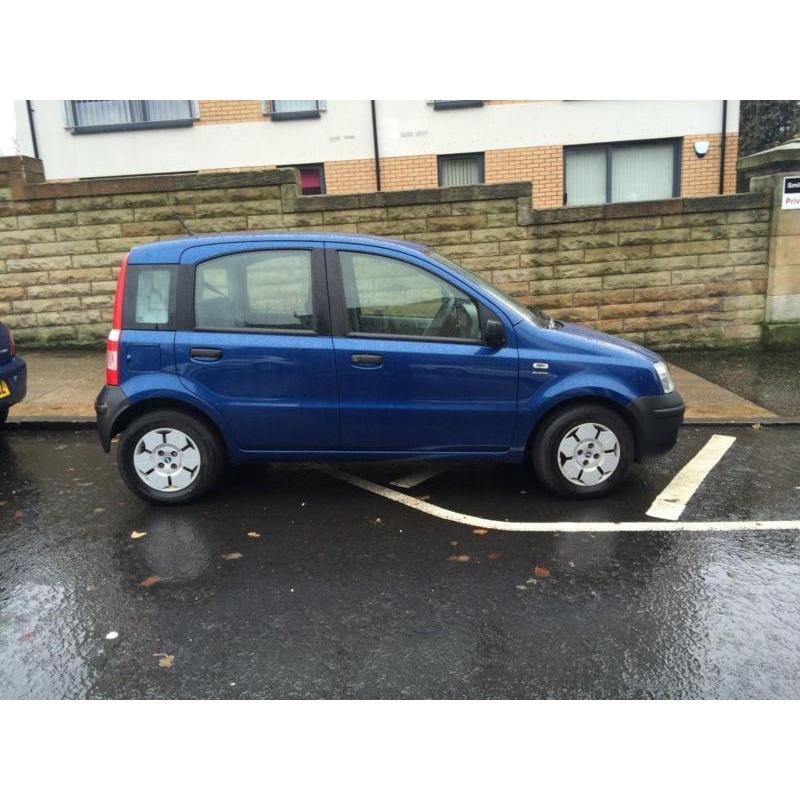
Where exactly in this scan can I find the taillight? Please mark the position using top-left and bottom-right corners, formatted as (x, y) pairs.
(106, 254), (129, 386)
(106, 329), (120, 385)
(9, 331), (15, 358)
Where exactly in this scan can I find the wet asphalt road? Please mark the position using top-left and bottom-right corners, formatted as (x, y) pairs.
(1, 425), (800, 699)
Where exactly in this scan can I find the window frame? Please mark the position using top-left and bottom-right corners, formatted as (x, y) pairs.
(326, 247), (495, 346)
(268, 100), (323, 121)
(277, 163), (326, 195)
(433, 100), (484, 110)
(437, 152), (486, 188)
(67, 100), (196, 135)
(188, 247), (329, 337)
(122, 264), (179, 331)
(563, 138), (682, 206)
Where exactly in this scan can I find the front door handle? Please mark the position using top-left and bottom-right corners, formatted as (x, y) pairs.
(191, 347), (223, 361)
(351, 353), (383, 366)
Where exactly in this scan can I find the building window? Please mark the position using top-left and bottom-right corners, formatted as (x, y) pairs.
(564, 139), (680, 206)
(433, 100), (484, 110)
(438, 153), (485, 187)
(279, 163), (325, 195)
(66, 100), (196, 133)
(268, 101), (324, 120)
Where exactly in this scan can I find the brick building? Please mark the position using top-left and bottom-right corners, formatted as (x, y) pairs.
(15, 101), (739, 208)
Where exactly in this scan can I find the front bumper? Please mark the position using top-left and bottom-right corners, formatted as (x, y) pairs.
(95, 384), (130, 451)
(627, 390), (685, 460)
(0, 356), (27, 409)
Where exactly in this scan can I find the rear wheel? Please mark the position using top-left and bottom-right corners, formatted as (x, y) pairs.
(117, 410), (224, 504)
(0, 407), (8, 425)
(531, 403), (634, 498)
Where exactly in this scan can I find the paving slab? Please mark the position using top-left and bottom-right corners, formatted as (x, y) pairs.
(6, 349), (783, 424)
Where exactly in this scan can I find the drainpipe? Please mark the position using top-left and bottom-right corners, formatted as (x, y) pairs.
(718, 99), (727, 195)
(25, 100), (40, 160)
(370, 100), (382, 191)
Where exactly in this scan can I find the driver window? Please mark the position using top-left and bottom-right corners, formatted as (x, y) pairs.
(339, 251), (480, 341)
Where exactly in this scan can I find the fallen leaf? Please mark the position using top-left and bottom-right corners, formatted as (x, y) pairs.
(488, 552), (502, 560)
(139, 575), (161, 588)
(130, 530), (147, 539)
(14, 510), (23, 518)
(94, 507), (105, 514)
(752, 423), (762, 430)
(222, 552), (242, 560)
(472, 528), (489, 536)
(447, 554), (471, 563)
(247, 531), (261, 539)
(158, 654), (174, 669)
(515, 585), (528, 591)
(533, 565), (550, 578)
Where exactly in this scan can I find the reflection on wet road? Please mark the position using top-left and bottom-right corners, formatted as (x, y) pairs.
(1, 428), (799, 698)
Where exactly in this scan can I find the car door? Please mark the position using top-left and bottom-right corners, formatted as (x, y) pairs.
(327, 245), (518, 453)
(174, 244), (339, 452)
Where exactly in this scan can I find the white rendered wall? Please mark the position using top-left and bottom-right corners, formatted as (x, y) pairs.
(15, 100), (739, 180)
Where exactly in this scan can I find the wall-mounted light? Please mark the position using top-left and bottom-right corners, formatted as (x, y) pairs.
(694, 140), (710, 158)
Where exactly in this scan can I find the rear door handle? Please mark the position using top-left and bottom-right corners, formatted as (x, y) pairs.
(191, 347), (223, 361)
(351, 353), (383, 366)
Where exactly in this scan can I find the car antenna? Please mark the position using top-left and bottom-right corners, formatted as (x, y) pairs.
(174, 214), (195, 236)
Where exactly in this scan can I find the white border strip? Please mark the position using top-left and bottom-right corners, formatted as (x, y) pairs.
(328, 468), (800, 533)
(646, 434), (736, 521)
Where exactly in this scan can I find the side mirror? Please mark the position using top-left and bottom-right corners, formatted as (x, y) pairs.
(483, 319), (506, 349)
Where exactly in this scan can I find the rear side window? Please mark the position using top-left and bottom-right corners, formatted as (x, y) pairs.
(123, 265), (176, 329)
(195, 250), (314, 332)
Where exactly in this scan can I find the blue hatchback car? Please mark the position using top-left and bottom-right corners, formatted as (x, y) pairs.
(95, 233), (684, 504)
(0, 321), (26, 424)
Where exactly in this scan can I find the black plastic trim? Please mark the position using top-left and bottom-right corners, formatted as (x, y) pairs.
(95, 385), (130, 452)
(627, 390), (686, 459)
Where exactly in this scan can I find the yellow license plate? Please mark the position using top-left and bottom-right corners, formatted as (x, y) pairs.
(0, 380), (10, 399)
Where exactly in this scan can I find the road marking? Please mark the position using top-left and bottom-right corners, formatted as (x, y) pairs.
(390, 467), (445, 489)
(646, 434), (736, 521)
(327, 468), (800, 534)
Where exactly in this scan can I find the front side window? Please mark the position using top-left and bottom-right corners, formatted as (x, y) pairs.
(195, 250), (314, 332)
(438, 153), (485, 187)
(339, 252), (480, 341)
(565, 139), (679, 206)
(68, 100), (195, 132)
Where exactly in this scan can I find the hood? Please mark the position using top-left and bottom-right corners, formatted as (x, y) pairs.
(554, 321), (660, 364)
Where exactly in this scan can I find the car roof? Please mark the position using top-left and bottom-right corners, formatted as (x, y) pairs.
(127, 232), (431, 264)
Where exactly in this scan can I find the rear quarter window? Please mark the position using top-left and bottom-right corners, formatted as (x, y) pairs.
(123, 265), (177, 329)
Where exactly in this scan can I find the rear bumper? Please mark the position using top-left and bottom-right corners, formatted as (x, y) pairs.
(95, 384), (130, 451)
(627, 390), (685, 460)
(0, 356), (27, 409)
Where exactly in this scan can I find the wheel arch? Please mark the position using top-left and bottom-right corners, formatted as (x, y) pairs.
(525, 395), (642, 461)
(109, 397), (230, 458)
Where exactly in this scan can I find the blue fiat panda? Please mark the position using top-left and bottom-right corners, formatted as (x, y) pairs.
(95, 233), (684, 504)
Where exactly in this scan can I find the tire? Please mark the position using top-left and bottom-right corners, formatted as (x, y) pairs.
(117, 409), (224, 504)
(531, 403), (634, 498)
(0, 407), (7, 425)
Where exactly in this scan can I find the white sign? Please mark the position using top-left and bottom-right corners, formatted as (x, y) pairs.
(782, 175), (800, 210)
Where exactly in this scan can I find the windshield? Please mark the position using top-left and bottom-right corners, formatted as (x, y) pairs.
(427, 250), (551, 327)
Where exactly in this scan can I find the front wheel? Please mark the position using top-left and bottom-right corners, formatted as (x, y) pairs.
(117, 410), (224, 504)
(531, 403), (634, 498)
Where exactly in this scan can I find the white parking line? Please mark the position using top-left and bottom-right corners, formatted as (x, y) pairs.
(390, 467), (445, 489)
(646, 434), (736, 521)
(327, 468), (800, 534)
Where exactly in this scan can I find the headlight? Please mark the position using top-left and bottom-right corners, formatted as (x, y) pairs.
(653, 361), (675, 394)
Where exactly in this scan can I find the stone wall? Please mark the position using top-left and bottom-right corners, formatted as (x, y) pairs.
(0, 156), (772, 349)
